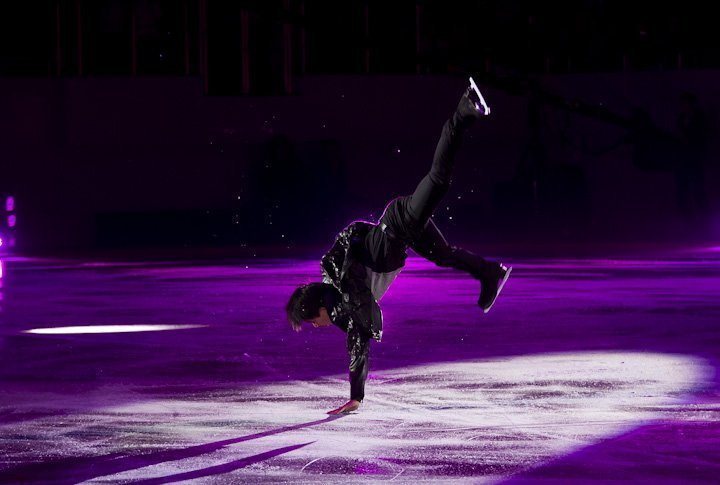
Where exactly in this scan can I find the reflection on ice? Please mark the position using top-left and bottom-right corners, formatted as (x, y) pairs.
(79, 351), (710, 482)
(25, 324), (207, 335)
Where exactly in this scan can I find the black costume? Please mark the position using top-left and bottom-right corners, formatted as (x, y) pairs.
(320, 91), (506, 402)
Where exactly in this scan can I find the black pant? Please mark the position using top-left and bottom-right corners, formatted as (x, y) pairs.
(372, 112), (489, 278)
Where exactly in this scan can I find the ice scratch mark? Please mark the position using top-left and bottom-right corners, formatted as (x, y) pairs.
(388, 468), (405, 481)
(300, 457), (325, 472)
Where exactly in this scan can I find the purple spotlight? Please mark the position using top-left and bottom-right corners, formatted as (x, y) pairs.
(7, 215), (15, 228)
(5, 196), (13, 212)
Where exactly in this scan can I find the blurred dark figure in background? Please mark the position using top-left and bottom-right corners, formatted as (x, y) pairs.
(493, 86), (547, 221)
(675, 92), (709, 219)
(600, 104), (708, 219)
(626, 108), (667, 170)
(617, 107), (678, 173)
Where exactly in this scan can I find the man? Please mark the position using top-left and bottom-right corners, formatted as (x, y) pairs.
(286, 81), (511, 414)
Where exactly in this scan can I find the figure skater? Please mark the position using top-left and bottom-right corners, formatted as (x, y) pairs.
(286, 80), (511, 414)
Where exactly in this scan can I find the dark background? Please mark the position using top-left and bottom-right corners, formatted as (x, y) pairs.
(0, 0), (718, 253)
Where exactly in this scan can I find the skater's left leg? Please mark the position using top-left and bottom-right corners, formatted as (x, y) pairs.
(411, 219), (511, 312)
(411, 218), (489, 278)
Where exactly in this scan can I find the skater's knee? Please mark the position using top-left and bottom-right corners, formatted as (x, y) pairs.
(426, 248), (455, 268)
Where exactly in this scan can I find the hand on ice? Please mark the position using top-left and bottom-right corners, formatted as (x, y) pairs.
(327, 399), (360, 415)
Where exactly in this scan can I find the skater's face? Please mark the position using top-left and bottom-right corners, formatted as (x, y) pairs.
(309, 307), (332, 328)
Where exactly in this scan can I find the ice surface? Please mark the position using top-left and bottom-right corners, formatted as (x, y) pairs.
(0, 253), (719, 482)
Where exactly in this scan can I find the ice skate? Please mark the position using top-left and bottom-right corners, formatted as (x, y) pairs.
(456, 89), (482, 122)
(455, 77), (490, 129)
(469, 76), (491, 115)
(479, 263), (512, 313)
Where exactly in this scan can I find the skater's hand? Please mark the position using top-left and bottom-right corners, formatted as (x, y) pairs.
(327, 400), (360, 415)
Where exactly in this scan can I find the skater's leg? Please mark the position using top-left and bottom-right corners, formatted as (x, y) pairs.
(405, 92), (481, 231)
(411, 218), (489, 278)
(411, 219), (511, 311)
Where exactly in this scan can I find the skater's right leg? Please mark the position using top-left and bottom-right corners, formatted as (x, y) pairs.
(405, 89), (482, 233)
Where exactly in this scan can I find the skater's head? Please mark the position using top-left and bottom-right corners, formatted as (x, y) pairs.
(286, 283), (335, 331)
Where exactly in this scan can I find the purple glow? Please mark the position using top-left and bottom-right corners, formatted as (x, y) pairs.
(25, 324), (207, 335)
(5, 196), (13, 212)
(7, 215), (16, 228)
(0, 255), (718, 482)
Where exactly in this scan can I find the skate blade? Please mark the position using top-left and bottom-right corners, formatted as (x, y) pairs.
(469, 76), (491, 116)
(483, 266), (512, 314)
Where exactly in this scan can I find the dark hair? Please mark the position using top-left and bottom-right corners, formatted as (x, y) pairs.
(286, 283), (327, 331)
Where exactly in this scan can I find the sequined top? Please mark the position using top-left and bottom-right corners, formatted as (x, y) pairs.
(320, 221), (407, 401)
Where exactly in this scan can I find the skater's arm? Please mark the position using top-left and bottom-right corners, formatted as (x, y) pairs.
(343, 262), (381, 404)
(347, 328), (370, 402)
(330, 258), (381, 413)
(341, 262), (383, 340)
(325, 329), (368, 414)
